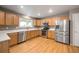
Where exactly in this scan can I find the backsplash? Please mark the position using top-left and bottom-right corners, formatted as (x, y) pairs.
(0, 25), (18, 30)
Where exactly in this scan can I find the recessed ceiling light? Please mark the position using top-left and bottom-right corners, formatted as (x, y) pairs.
(48, 8), (53, 13)
(20, 5), (24, 8)
(37, 13), (40, 16)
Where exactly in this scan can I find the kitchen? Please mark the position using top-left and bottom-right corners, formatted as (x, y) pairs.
(0, 5), (79, 53)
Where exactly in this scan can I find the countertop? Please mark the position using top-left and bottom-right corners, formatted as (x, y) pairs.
(0, 28), (55, 42)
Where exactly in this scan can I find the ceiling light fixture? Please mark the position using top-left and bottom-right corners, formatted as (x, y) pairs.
(20, 5), (24, 8)
(49, 8), (53, 13)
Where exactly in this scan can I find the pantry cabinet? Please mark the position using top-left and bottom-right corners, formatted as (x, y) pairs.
(0, 11), (5, 25)
(8, 32), (18, 46)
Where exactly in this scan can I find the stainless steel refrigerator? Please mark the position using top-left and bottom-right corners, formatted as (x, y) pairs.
(55, 20), (69, 44)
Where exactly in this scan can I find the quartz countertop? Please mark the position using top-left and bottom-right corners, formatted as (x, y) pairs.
(0, 27), (55, 42)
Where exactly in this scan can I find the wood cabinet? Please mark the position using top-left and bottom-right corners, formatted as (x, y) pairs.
(60, 16), (69, 20)
(33, 19), (37, 26)
(33, 19), (42, 26)
(5, 12), (19, 26)
(41, 16), (68, 26)
(8, 32), (18, 46)
(5, 12), (14, 25)
(0, 40), (9, 53)
(48, 18), (51, 26)
(26, 31), (31, 40)
(13, 15), (19, 25)
(48, 31), (56, 39)
(36, 20), (41, 26)
(47, 17), (57, 26)
(26, 30), (41, 40)
(0, 11), (5, 25)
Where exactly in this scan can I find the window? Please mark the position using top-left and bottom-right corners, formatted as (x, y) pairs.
(19, 17), (33, 28)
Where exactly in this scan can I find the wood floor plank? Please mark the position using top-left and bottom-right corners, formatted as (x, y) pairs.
(9, 37), (79, 53)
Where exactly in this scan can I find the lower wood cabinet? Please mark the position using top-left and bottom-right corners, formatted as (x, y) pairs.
(47, 31), (56, 39)
(26, 30), (41, 40)
(8, 32), (18, 46)
(26, 31), (31, 40)
(0, 40), (9, 53)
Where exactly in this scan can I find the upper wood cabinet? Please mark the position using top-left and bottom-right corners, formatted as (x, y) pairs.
(48, 18), (52, 26)
(5, 12), (19, 26)
(33, 19), (37, 26)
(60, 16), (69, 20)
(13, 14), (19, 26)
(37, 20), (41, 26)
(5, 12), (14, 25)
(0, 11), (5, 25)
(33, 16), (69, 27)
(33, 19), (42, 26)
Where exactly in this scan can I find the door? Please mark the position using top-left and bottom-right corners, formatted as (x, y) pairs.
(72, 13), (79, 46)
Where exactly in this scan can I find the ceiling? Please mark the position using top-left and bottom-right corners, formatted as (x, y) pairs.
(0, 5), (79, 18)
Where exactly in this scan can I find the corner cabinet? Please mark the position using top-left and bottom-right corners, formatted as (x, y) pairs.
(0, 11), (5, 25)
(8, 32), (18, 46)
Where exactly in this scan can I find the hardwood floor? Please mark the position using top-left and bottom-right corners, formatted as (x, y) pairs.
(9, 37), (79, 53)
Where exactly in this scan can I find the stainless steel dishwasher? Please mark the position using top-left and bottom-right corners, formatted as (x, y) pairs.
(18, 31), (26, 43)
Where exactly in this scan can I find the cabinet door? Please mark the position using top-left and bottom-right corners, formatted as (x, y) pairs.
(14, 15), (19, 26)
(33, 20), (37, 26)
(0, 11), (5, 25)
(6, 12), (14, 25)
(48, 18), (51, 26)
(36, 20), (41, 26)
(8, 32), (18, 46)
(42, 19), (46, 24)
(48, 31), (56, 39)
(60, 16), (69, 20)
(45, 19), (48, 23)
(48, 31), (52, 38)
(0, 41), (9, 53)
(51, 18), (56, 26)
(26, 31), (31, 40)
